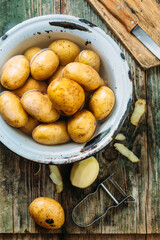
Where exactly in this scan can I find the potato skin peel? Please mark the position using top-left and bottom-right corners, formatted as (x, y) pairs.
(114, 143), (139, 162)
(130, 99), (146, 126)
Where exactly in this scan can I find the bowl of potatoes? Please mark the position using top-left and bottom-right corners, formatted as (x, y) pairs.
(0, 15), (132, 164)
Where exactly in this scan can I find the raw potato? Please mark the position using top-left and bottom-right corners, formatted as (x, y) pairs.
(63, 62), (101, 91)
(70, 156), (99, 188)
(31, 49), (59, 80)
(21, 90), (59, 123)
(130, 98), (146, 126)
(20, 116), (39, 135)
(48, 66), (64, 84)
(47, 78), (85, 116)
(67, 109), (97, 143)
(114, 143), (139, 162)
(0, 92), (28, 127)
(24, 47), (42, 62)
(13, 77), (47, 97)
(89, 86), (115, 120)
(75, 50), (100, 72)
(29, 197), (65, 229)
(49, 165), (63, 193)
(115, 133), (126, 141)
(49, 40), (80, 65)
(32, 121), (70, 145)
(0, 55), (30, 90)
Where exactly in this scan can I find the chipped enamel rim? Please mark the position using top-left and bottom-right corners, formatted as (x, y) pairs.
(0, 15), (132, 164)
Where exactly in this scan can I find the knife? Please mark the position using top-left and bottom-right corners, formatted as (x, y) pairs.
(99, 0), (160, 60)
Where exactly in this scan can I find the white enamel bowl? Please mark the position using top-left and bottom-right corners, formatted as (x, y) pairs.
(0, 15), (132, 164)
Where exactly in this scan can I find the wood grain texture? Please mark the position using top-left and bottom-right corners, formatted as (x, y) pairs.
(0, 0), (160, 236)
(86, 0), (160, 69)
(0, 234), (159, 239)
(146, 66), (160, 233)
(99, 0), (137, 32)
(0, 0), (61, 234)
(0, 234), (155, 239)
(61, 0), (148, 234)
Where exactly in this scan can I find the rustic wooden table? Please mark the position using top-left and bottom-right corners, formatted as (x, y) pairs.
(0, 0), (160, 239)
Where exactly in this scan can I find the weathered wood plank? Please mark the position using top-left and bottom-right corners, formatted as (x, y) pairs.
(61, 0), (148, 234)
(0, 0), (61, 233)
(147, 235), (160, 240)
(0, 234), (159, 240)
(86, 0), (160, 69)
(0, 0), (159, 235)
(146, 66), (160, 233)
(2, 233), (160, 240)
(64, 234), (145, 240)
(0, 233), (147, 240)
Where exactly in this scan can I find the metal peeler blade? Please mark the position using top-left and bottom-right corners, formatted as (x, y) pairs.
(72, 173), (135, 227)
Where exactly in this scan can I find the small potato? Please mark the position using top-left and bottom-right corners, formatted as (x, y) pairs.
(29, 197), (65, 229)
(21, 90), (59, 123)
(67, 109), (97, 143)
(89, 86), (115, 120)
(63, 62), (101, 91)
(70, 156), (99, 188)
(31, 49), (59, 80)
(0, 92), (28, 127)
(47, 78), (85, 116)
(0, 55), (30, 90)
(20, 116), (39, 135)
(48, 66), (64, 85)
(24, 47), (42, 62)
(13, 77), (48, 97)
(32, 121), (70, 145)
(49, 40), (80, 66)
(75, 50), (100, 72)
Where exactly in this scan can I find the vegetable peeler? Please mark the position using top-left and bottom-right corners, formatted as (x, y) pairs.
(72, 173), (135, 227)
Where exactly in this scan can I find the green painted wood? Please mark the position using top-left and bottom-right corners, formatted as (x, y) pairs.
(146, 66), (160, 233)
(0, 0), (159, 235)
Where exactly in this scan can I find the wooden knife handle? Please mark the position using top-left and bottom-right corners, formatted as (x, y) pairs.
(100, 0), (137, 32)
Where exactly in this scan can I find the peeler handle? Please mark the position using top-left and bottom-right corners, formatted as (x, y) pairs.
(101, 183), (119, 205)
(99, 0), (137, 32)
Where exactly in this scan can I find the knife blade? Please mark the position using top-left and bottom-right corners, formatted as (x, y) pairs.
(99, 0), (160, 60)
